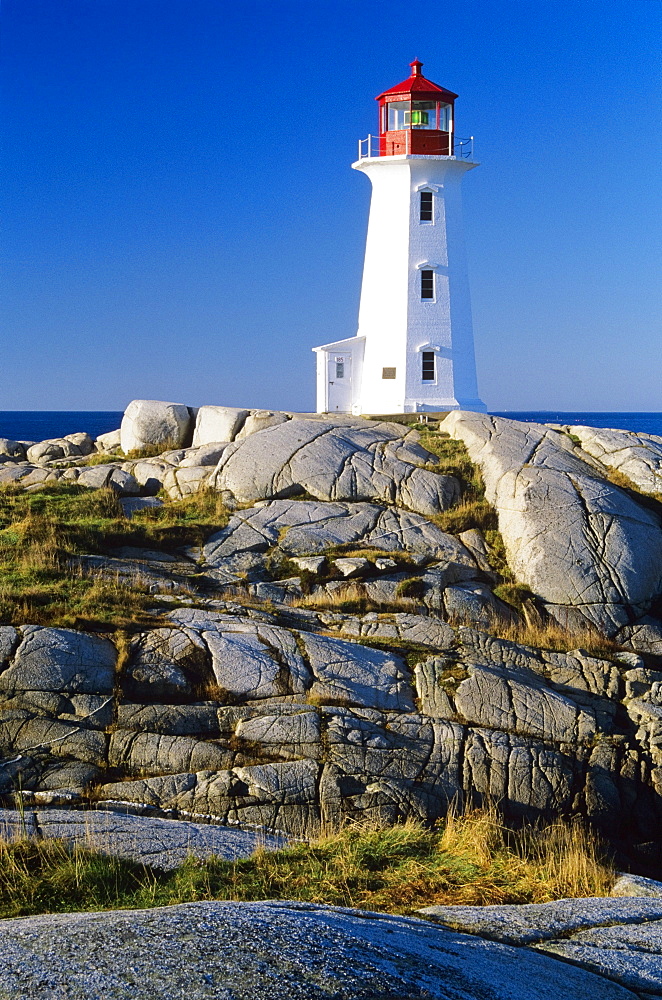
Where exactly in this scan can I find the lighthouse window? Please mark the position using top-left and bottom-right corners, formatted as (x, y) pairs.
(420, 191), (433, 222)
(421, 270), (435, 299)
(422, 352), (436, 381)
(335, 360), (345, 379)
(387, 101), (409, 131)
(438, 103), (451, 131)
(411, 101), (436, 129)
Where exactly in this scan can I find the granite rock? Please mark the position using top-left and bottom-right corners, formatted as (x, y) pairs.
(210, 419), (461, 516)
(444, 411), (662, 639)
(192, 405), (249, 446)
(120, 399), (193, 453)
(0, 899), (639, 1000)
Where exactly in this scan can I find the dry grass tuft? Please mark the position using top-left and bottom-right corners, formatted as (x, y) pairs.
(0, 482), (230, 629)
(0, 804), (615, 919)
(486, 617), (620, 659)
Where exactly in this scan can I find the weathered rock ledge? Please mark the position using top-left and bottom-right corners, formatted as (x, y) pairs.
(2, 404), (662, 853)
(0, 898), (652, 1000)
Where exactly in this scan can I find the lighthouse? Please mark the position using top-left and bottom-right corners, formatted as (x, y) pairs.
(314, 60), (485, 415)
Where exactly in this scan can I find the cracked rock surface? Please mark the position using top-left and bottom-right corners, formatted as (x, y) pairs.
(1, 608), (662, 847)
(567, 424), (662, 496)
(209, 418), (461, 516)
(445, 411), (662, 641)
(0, 899), (640, 1000)
(421, 895), (662, 996)
(3, 408), (662, 872)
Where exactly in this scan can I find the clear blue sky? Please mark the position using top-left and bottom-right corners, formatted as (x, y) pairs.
(2, 0), (661, 412)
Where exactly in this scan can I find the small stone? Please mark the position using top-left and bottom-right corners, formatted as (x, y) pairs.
(333, 557), (371, 578)
(95, 429), (121, 452)
(292, 556), (327, 574)
(611, 872), (662, 898)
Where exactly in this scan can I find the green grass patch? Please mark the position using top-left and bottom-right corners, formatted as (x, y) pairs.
(395, 577), (426, 600)
(492, 582), (537, 613)
(0, 808), (615, 920)
(417, 430), (497, 535)
(0, 483), (230, 629)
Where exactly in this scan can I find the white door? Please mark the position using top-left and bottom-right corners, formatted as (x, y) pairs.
(327, 354), (352, 412)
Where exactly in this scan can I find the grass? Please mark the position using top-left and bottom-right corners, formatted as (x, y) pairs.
(124, 442), (176, 460)
(292, 581), (419, 615)
(480, 617), (621, 659)
(0, 806), (615, 920)
(79, 452), (125, 465)
(0, 483), (229, 630)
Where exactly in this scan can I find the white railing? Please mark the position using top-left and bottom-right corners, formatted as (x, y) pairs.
(357, 133), (474, 161)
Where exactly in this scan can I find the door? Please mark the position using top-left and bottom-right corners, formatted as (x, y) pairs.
(327, 354), (352, 412)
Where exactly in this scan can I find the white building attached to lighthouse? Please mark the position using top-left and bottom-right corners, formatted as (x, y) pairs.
(314, 60), (485, 415)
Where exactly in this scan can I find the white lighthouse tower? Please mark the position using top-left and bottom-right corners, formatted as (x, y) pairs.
(314, 60), (485, 415)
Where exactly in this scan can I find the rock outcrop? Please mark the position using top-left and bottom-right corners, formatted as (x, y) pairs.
(444, 411), (662, 641)
(210, 418), (460, 516)
(0, 607), (661, 850)
(2, 404), (662, 853)
(0, 899), (647, 1000)
(566, 424), (662, 495)
(421, 895), (662, 996)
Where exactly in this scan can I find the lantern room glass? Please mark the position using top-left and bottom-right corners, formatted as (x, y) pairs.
(411, 101), (435, 129)
(387, 101), (409, 131)
(385, 101), (452, 132)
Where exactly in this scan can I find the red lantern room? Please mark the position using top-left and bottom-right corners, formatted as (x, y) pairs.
(376, 60), (457, 156)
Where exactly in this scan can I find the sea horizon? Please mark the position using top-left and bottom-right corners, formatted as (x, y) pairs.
(1, 409), (661, 442)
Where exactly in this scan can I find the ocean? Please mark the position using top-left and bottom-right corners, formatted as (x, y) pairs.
(0, 410), (661, 443)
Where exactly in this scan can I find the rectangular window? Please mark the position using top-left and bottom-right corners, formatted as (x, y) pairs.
(382, 367), (396, 379)
(438, 103), (451, 131)
(421, 270), (434, 299)
(420, 191), (433, 222)
(422, 351), (436, 381)
(411, 101), (436, 129)
(387, 101), (409, 131)
(335, 361), (345, 379)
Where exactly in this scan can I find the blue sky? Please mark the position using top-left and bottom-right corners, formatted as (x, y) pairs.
(2, 0), (660, 412)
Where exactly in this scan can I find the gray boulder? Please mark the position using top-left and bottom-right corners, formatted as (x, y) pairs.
(120, 399), (193, 454)
(76, 465), (141, 495)
(0, 438), (25, 461)
(64, 432), (94, 456)
(235, 409), (291, 438)
(192, 405), (249, 446)
(95, 428), (121, 452)
(130, 459), (169, 492)
(0, 628), (116, 695)
(568, 424), (662, 495)
(444, 411), (662, 638)
(210, 418), (460, 516)
(26, 438), (82, 463)
(162, 465), (212, 499)
(333, 557), (371, 578)
(178, 443), (229, 467)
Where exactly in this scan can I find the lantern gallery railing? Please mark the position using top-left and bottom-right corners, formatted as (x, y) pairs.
(357, 134), (474, 161)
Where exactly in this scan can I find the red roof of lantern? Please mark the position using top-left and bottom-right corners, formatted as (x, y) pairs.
(376, 60), (458, 102)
